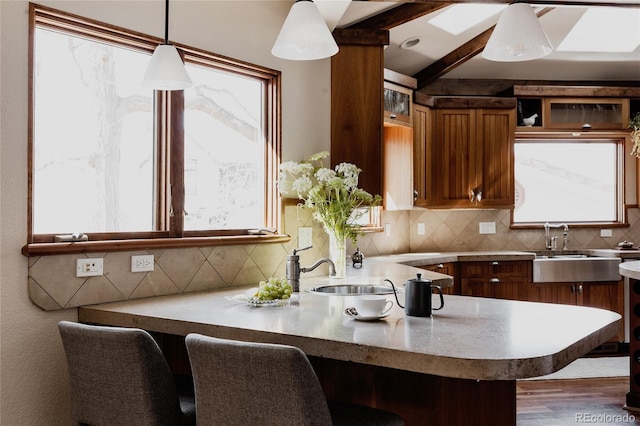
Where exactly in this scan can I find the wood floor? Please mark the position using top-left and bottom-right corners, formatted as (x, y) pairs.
(517, 377), (640, 425)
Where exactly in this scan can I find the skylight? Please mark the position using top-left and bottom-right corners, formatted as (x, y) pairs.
(428, 4), (507, 36)
(557, 7), (640, 53)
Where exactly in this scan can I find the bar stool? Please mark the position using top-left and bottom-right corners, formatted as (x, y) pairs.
(185, 333), (404, 426)
(58, 321), (196, 426)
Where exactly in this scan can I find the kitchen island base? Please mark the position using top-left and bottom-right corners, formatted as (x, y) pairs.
(153, 332), (515, 426)
(311, 356), (515, 426)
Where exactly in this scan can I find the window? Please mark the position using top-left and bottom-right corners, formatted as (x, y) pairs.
(513, 136), (625, 226)
(28, 4), (281, 250)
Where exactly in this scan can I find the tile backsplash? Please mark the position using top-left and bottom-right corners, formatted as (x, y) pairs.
(28, 205), (640, 310)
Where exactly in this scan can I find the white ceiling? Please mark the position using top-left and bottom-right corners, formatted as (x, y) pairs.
(328, 1), (640, 81)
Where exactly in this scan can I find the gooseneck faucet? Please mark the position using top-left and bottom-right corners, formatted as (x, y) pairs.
(544, 222), (569, 251)
(285, 246), (336, 292)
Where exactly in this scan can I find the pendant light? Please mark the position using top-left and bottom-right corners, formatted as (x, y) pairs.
(482, 3), (553, 62)
(142, 0), (192, 90)
(272, 0), (339, 61)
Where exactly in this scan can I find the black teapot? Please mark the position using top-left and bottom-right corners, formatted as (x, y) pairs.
(385, 273), (444, 317)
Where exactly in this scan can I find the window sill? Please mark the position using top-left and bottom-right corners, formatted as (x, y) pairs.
(22, 234), (292, 257)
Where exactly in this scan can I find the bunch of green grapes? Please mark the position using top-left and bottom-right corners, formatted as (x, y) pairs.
(254, 277), (293, 300)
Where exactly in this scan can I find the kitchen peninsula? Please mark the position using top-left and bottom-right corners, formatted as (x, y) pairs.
(78, 257), (620, 426)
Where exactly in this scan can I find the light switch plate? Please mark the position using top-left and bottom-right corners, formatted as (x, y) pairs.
(385, 224), (391, 237)
(417, 223), (426, 236)
(601, 229), (613, 238)
(479, 222), (496, 235)
(298, 227), (313, 248)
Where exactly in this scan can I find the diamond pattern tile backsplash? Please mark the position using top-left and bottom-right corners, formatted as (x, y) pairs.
(28, 205), (640, 310)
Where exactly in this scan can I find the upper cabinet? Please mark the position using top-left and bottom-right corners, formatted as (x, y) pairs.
(414, 95), (516, 209)
(514, 85), (640, 131)
(384, 81), (413, 127)
(544, 98), (629, 130)
(331, 46), (416, 210)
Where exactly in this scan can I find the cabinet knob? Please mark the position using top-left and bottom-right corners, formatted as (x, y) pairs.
(390, 113), (397, 119)
(490, 278), (500, 283)
(491, 261), (499, 266)
(436, 264), (444, 270)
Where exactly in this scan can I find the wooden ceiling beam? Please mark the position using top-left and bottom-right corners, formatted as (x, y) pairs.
(413, 7), (554, 90)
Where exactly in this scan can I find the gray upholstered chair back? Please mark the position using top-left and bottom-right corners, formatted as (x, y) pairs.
(185, 333), (334, 426)
(58, 321), (194, 426)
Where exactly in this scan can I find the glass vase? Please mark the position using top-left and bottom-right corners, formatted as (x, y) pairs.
(327, 230), (347, 279)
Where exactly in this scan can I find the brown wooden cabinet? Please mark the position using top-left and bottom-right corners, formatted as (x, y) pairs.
(384, 81), (413, 127)
(544, 98), (630, 130)
(331, 46), (415, 210)
(419, 262), (459, 295)
(460, 260), (530, 301)
(529, 280), (624, 342)
(331, 45), (385, 198)
(383, 124), (414, 210)
(413, 96), (516, 209)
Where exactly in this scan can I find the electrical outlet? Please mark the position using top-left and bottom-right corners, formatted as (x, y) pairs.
(385, 223), (391, 237)
(131, 255), (154, 272)
(417, 223), (426, 235)
(601, 229), (613, 238)
(76, 258), (104, 277)
(298, 227), (313, 248)
(479, 222), (496, 235)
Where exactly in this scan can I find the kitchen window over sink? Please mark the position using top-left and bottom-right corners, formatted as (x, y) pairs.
(26, 4), (282, 253)
(512, 135), (626, 227)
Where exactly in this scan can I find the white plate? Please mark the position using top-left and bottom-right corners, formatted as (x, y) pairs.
(226, 288), (299, 307)
(344, 307), (390, 321)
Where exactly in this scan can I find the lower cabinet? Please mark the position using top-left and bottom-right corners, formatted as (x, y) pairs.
(460, 260), (530, 301)
(529, 280), (624, 343)
(419, 262), (459, 295)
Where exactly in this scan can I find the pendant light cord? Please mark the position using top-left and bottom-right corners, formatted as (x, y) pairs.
(164, 0), (170, 44)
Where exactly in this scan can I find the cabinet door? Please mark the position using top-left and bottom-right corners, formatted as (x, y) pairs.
(579, 281), (624, 342)
(425, 107), (515, 209)
(431, 109), (479, 208)
(477, 108), (515, 208)
(384, 82), (412, 126)
(420, 262), (458, 295)
(383, 125), (414, 210)
(544, 98), (630, 130)
(463, 278), (526, 300)
(412, 103), (430, 207)
(528, 282), (577, 305)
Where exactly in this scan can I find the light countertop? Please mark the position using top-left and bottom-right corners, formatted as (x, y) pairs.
(620, 260), (640, 280)
(79, 267), (621, 381)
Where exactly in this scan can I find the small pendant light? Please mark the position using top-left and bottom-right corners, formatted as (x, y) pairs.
(142, 0), (192, 90)
(272, 0), (339, 61)
(482, 3), (553, 62)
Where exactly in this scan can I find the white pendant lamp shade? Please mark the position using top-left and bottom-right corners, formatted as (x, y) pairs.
(142, 0), (192, 90)
(142, 44), (192, 90)
(482, 3), (553, 62)
(272, 0), (339, 61)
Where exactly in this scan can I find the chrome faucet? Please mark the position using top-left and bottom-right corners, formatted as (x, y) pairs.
(544, 222), (569, 251)
(285, 246), (336, 292)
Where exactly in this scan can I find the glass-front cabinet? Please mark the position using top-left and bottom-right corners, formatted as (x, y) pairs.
(543, 98), (630, 130)
(384, 81), (412, 126)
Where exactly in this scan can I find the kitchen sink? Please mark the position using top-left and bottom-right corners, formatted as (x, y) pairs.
(307, 284), (396, 296)
(532, 255), (621, 283)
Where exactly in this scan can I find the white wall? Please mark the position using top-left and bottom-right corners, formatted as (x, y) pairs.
(0, 1), (330, 424)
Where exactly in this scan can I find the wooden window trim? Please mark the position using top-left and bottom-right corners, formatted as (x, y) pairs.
(25, 3), (284, 256)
